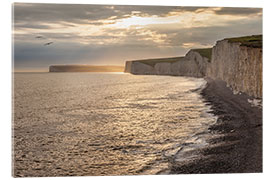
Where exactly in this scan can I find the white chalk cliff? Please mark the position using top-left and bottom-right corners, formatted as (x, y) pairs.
(124, 35), (262, 98)
(206, 39), (262, 98)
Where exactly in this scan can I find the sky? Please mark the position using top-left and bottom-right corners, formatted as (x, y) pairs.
(13, 3), (262, 72)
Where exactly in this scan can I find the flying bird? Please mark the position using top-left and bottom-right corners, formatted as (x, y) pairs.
(35, 36), (45, 39)
(44, 42), (53, 46)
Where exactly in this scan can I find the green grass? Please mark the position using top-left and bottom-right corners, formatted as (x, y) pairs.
(225, 35), (262, 48)
(191, 48), (212, 61)
(134, 56), (185, 67)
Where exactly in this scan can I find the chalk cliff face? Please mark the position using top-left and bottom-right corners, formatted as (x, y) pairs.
(206, 40), (262, 98)
(170, 50), (210, 78)
(125, 50), (210, 77)
(185, 50), (210, 77)
(154, 62), (172, 75)
(171, 58), (199, 77)
(124, 35), (262, 98)
(124, 61), (155, 75)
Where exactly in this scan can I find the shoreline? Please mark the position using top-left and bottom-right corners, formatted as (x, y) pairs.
(169, 78), (262, 174)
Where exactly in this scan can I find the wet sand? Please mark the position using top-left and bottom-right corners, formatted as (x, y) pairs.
(170, 78), (262, 174)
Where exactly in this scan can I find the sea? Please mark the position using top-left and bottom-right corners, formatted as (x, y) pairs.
(13, 72), (217, 177)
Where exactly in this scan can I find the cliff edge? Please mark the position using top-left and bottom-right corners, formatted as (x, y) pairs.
(124, 35), (262, 98)
(206, 35), (262, 98)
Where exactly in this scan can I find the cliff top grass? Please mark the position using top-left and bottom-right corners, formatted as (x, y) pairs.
(225, 35), (262, 48)
(134, 56), (184, 67)
(191, 48), (212, 61)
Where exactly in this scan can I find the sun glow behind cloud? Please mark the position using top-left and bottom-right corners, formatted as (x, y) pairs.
(14, 6), (261, 45)
(107, 7), (254, 29)
(13, 4), (262, 71)
(110, 15), (179, 28)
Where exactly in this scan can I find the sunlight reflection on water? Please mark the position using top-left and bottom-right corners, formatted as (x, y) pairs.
(13, 73), (216, 177)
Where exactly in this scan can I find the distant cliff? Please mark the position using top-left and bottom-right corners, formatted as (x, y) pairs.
(49, 65), (124, 72)
(124, 49), (211, 77)
(124, 56), (182, 75)
(124, 35), (262, 98)
(124, 61), (155, 75)
(171, 49), (211, 77)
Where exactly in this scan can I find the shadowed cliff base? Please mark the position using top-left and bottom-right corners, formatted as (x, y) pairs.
(168, 78), (262, 174)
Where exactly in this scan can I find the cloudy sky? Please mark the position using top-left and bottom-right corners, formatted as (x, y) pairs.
(13, 3), (262, 72)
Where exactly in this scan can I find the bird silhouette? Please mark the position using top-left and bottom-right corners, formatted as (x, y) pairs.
(44, 42), (53, 46)
(35, 36), (45, 39)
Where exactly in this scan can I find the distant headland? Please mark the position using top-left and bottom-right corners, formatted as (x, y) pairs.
(49, 65), (124, 72)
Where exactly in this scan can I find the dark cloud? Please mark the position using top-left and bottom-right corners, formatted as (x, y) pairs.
(14, 23), (53, 30)
(214, 7), (262, 16)
(144, 15), (262, 47)
(13, 3), (262, 71)
(13, 3), (114, 24)
(13, 3), (262, 27)
(14, 15), (262, 70)
(13, 3), (214, 28)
